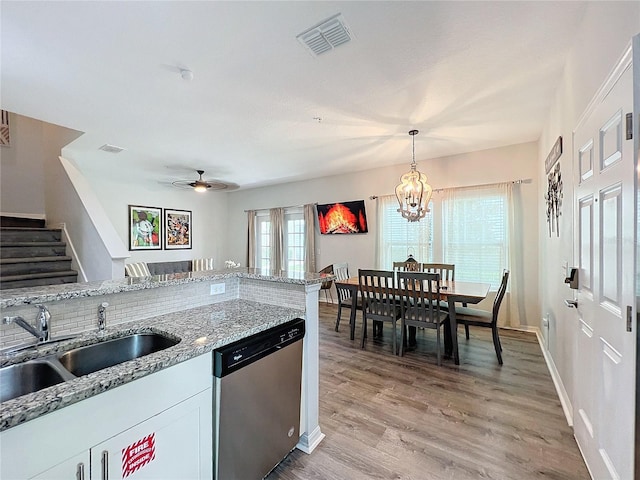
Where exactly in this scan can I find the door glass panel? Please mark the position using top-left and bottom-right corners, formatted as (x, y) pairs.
(600, 185), (621, 307)
(579, 197), (593, 291)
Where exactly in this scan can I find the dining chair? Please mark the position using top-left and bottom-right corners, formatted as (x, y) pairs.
(124, 262), (151, 277)
(453, 270), (509, 365)
(333, 262), (362, 338)
(358, 269), (401, 354)
(422, 263), (455, 309)
(396, 271), (449, 364)
(192, 257), (214, 271)
(318, 264), (334, 303)
(393, 261), (422, 272)
(421, 263), (455, 281)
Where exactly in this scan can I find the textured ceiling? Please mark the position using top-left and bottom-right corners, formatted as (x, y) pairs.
(1, 1), (587, 190)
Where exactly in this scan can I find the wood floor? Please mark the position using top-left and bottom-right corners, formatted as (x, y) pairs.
(267, 303), (590, 480)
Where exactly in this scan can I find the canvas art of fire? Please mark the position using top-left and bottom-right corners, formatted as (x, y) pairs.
(317, 200), (368, 234)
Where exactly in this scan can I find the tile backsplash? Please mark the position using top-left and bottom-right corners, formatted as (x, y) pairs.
(0, 278), (239, 349)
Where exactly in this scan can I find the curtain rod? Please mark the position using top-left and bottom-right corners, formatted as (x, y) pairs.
(369, 178), (532, 200)
(244, 203), (315, 213)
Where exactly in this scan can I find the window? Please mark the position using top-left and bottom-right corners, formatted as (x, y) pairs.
(377, 196), (433, 269)
(254, 207), (305, 272)
(377, 183), (511, 289)
(441, 185), (509, 288)
(256, 214), (271, 271)
(286, 211), (305, 273)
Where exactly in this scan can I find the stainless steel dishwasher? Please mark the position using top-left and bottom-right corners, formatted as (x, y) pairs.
(213, 318), (305, 480)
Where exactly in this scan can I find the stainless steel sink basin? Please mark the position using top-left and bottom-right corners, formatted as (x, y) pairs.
(0, 360), (71, 403)
(57, 333), (180, 377)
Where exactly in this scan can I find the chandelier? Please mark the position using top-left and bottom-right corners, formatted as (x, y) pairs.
(395, 129), (433, 222)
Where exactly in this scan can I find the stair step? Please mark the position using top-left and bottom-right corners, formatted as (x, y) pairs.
(1, 228), (62, 243)
(0, 271), (78, 289)
(0, 216), (46, 228)
(0, 257), (73, 276)
(1, 243), (68, 258)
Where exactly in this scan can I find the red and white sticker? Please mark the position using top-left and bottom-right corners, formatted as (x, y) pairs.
(122, 433), (156, 478)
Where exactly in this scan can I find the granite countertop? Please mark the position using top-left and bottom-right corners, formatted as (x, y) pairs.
(0, 268), (330, 308)
(0, 298), (305, 431)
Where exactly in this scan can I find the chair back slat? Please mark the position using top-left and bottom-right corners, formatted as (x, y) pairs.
(397, 271), (442, 325)
(492, 270), (510, 319)
(333, 262), (349, 280)
(359, 269), (398, 320)
(422, 263), (455, 281)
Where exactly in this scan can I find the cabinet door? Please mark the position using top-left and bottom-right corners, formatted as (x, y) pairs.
(29, 451), (90, 480)
(90, 389), (211, 480)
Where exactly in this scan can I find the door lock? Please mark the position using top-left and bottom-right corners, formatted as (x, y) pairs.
(564, 299), (578, 308)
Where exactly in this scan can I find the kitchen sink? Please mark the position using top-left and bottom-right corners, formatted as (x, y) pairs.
(57, 333), (180, 377)
(0, 332), (180, 403)
(0, 360), (72, 403)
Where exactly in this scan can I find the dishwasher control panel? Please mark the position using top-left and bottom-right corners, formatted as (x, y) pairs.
(213, 318), (305, 377)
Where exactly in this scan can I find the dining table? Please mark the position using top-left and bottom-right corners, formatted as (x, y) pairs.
(333, 276), (491, 365)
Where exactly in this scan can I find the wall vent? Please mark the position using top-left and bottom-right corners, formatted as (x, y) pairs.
(297, 14), (353, 57)
(99, 144), (125, 153)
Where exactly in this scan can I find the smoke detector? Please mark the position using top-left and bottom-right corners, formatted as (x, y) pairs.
(297, 13), (353, 57)
(99, 144), (125, 153)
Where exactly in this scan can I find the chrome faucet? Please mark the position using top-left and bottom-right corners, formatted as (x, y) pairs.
(3, 304), (51, 342)
(98, 302), (109, 332)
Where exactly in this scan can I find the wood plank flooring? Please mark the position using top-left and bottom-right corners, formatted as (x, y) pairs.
(267, 303), (590, 480)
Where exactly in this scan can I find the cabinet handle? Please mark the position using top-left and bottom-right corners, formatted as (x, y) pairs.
(76, 462), (85, 480)
(101, 450), (109, 480)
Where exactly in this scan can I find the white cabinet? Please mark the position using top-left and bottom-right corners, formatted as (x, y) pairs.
(1, 354), (212, 480)
(90, 391), (208, 480)
(29, 452), (89, 480)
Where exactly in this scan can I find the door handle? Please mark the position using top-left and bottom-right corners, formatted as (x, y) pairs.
(564, 299), (578, 308)
(101, 450), (109, 480)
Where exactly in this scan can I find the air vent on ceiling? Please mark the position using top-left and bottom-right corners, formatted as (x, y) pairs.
(297, 13), (353, 57)
(99, 144), (125, 153)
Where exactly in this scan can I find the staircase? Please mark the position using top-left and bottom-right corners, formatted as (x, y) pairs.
(1, 216), (78, 289)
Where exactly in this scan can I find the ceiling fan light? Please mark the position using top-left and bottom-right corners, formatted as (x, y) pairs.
(194, 184), (207, 192)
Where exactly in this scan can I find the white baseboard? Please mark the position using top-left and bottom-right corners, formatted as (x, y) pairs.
(501, 324), (573, 427)
(55, 222), (88, 283)
(533, 327), (574, 426)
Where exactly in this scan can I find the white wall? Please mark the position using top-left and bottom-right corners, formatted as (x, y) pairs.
(226, 141), (540, 327)
(538, 2), (639, 418)
(84, 169), (229, 269)
(0, 113), (81, 217)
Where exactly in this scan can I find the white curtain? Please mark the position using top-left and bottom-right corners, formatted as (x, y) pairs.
(304, 204), (316, 274)
(441, 182), (523, 327)
(376, 194), (433, 269)
(246, 210), (256, 268)
(270, 207), (284, 272)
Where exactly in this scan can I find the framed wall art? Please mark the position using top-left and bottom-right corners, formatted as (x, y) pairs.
(317, 199), (368, 234)
(129, 205), (162, 250)
(165, 209), (192, 249)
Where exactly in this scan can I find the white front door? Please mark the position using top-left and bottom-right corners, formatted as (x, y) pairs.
(572, 46), (636, 479)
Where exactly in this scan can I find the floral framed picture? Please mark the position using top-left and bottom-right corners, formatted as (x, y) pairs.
(165, 209), (192, 249)
(129, 205), (162, 250)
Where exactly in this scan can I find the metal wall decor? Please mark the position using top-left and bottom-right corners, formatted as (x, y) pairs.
(545, 162), (563, 237)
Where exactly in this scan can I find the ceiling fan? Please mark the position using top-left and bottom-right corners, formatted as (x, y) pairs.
(171, 170), (236, 192)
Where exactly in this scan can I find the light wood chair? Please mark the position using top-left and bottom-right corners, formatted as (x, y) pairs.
(453, 270), (509, 365)
(359, 269), (401, 354)
(124, 262), (151, 277)
(397, 271), (449, 364)
(192, 258), (214, 271)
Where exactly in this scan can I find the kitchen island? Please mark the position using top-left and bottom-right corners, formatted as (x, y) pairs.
(0, 269), (328, 479)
